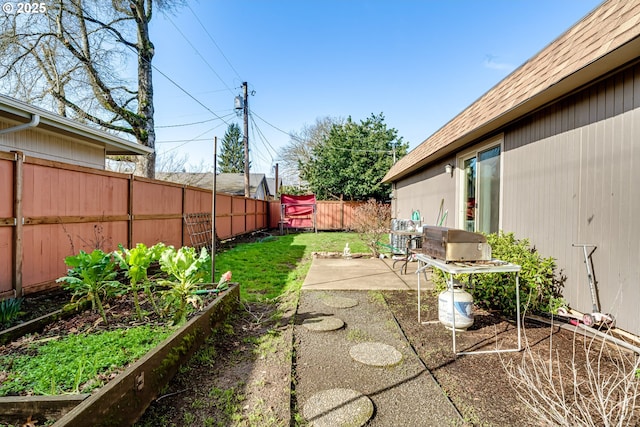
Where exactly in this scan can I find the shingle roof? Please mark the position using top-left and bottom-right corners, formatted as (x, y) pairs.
(156, 172), (270, 197)
(0, 94), (153, 156)
(383, 0), (640, 183)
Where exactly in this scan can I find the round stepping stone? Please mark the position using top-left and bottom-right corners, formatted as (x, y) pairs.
(303, 388), (373, 427)
(322, 296), (359, 308)
(302, 316), (345, 332)
(349, 342), (402, 367)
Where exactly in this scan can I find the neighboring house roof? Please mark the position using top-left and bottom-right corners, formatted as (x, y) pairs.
(156, 172), (213, 189)
(383, 0), (640, 183)
(157, 172), (273, 198)
(0, 94), (153, 156)
(215, 173), (270, 198)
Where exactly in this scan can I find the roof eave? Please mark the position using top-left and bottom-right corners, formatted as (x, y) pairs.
(0, 95), (153, 156)
(382, 35), (640, 183)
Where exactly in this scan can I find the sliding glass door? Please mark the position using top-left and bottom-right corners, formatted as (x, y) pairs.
(459, 143), (501, 234)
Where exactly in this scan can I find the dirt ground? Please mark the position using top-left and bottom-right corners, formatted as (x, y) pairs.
(134, 289), (639, 427)
(4, 238), (639, 426)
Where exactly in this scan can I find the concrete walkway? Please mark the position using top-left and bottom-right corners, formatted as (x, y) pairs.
(295, 256), (463, 426)
(302, 256), (422, 291)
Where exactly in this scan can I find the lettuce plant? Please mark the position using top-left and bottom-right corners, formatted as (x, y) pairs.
(56, 250), (121, 324)
(114, 243), (156, 321)
(158, 246), (211, 325)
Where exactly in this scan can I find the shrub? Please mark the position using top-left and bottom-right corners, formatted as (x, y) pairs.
(432, 231), (565, 316)
(351, 199), (391, 257)
(504, 328), (640, 426)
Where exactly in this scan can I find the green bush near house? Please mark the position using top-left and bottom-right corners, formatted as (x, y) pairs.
(431, 231), (565, 316)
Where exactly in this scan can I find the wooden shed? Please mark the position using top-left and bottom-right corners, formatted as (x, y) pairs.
(382, 0), (640, 334)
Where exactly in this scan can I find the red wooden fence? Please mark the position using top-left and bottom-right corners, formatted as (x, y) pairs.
(0, 152), (267, 297)
(268, 200), (365, 230)
(1, 150), (371, 297)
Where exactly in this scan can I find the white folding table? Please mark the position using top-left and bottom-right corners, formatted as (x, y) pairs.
(415, 254), (522, 356)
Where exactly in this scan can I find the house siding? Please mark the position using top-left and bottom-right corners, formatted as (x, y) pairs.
(395, 62), (640, 334)
(393, 156), (457, 227)
(502, 62), (640, 334)
(0, 118), (105, 169)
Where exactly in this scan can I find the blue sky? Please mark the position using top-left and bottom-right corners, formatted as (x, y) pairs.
(151, 0), (603, 178)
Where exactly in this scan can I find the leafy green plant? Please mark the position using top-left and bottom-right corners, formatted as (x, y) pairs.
(56, 249), (122, 324)
(158, 246), (211, 325)
(0, 297), (23, 326)
(432, 231), (565, 316)
(114, 243), (158, 320)
(0, 325), (170, 396)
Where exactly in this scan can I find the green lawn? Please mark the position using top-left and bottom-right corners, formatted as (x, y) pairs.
(214, 232), (370, 302)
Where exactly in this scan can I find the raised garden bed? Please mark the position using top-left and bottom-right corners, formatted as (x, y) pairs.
(0, 283), (239, 427)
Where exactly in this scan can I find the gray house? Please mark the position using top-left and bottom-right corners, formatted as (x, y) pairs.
(383, 0), (640, 334)
(0, 95), (152, 168)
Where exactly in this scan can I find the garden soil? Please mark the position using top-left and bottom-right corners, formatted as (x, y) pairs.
(4, 253), (638, 426)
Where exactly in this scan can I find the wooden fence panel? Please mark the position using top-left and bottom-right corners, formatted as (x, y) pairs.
(131, 179), (183, 248)
(215, 194), (232, 239)
(132, 219), (183, 249)
(183, 188), (212, 245)
(22, 162), (129, 218)
(0, 156), (13, 294)
(0, 156), (12, 218)
(132, 179), (183, 216)
(268, 199), (369, 231)
(184, 188), (212, 213)
(22, 221), (129, 293)
(268, 200), (280, 229)
(231, 196), (246, 237)
(0, 151), (270, 297)
(0, 228), (11, 294)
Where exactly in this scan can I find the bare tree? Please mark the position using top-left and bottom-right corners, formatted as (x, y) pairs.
(0, 0), (183, 178)
(277, 116), (342, 186)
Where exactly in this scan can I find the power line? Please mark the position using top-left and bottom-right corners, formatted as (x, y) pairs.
(165, 15), (235, 95)
(251, 110), (392, 155)
(78, 5), (232, 129)
(187, 4), (243, 81)
(248, 121), (275, 168)
(249, 113), (279, 157)
(156, 112), (233, 128)
(161, 121), (228, 153)
(251, 110), (301, 142)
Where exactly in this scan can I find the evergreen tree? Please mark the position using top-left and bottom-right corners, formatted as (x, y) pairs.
(217, 123), (245, 173)
(300, 113), (408, 201)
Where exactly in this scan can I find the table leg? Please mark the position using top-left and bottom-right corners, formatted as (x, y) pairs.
(516, 272), (522, 350)
(450, 273), (456, 354)
(418, 266), (421, 323)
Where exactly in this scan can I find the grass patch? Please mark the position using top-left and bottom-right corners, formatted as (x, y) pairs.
(346, 328), (369, 342)
(368, 290), (386, 305)
(0, 325), (171, 396)
(215, 232), (370, 301)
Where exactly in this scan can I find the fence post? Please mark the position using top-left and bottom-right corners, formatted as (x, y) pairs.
(11, 151), (23, 297)
(128, 174), (134, 249)
(340, 196), (344, 230)
(181, 186), (187, 248)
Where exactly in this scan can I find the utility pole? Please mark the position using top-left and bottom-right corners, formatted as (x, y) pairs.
(242, 82), (250, 198)
(274, 163), (279, 197)
(211, 136), (217, 279)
